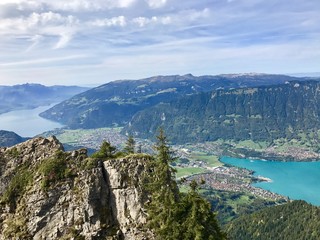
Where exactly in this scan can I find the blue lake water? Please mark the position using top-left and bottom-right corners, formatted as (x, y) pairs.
(0, 104), (63, 137)
(221, 156), (320, 206)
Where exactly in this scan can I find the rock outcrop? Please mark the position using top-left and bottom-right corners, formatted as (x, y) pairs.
(0, 137), (153, 239)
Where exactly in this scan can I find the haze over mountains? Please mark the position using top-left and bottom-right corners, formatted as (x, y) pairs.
(40, 73), (305, 129)
(0, 84), (88, 114)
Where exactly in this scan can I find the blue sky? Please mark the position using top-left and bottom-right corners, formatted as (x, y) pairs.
(0, 0), (319, 86)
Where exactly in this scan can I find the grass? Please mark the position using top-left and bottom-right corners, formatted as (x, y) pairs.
(234, 140), (269, 150)
(175, 167), (208, 178)
(179, 185), (191, 193)
(189, 152), (223, 168)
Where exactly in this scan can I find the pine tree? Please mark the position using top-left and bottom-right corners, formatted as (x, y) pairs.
(123, 135), (135, 154)
(178, 180), (226, 240)
(145, 129), (226, 239)
(145, 128), (179, 239)
(91, 140), (117, 159)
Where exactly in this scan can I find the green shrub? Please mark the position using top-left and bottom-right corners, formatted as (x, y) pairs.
(39, 151), (72, 190)
(7, 147), (20, 158)
(1, 166), (32, 207)
(81, 157), (99, 170)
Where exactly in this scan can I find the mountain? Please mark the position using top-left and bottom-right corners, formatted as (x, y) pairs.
(124, 80), (320, 144)
(0, 130), (27, 147)
(0, 136), (225, 239)
(225, 200), (320, 240)
(0, 83), (89, 114)
(39, 74), (302, 129)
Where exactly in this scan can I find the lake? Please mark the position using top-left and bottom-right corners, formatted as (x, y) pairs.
(221, 156), (320, 206)
(0, 104), (64, 137)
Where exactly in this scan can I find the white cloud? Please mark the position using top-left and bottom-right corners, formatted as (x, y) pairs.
(89, 16), (127, 27)
(0, 0), (320, 85)
(146, 0), (167, 9)
(25, 34), (43, 51)
(0, 11), (79, 33)
(0, 0), (138, 15)
(7, 0), (136, 12)
(188, 8), (210, 21)
(0, 11), (79, 48)
(54, 34), (72, 49)
(132, 16), (171, 27)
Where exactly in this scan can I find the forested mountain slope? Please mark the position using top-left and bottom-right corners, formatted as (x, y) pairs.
(225, 200), (320, 240)
(125, 80), (320, 144)
(40, 74), (301, 128)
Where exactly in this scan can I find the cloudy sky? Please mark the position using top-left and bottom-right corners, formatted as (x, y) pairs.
(0, 0), (319, 86)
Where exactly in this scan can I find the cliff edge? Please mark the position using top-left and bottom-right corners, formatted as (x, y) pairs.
(0, 136), (153, 240)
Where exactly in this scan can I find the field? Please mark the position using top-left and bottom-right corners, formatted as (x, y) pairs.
(189, 152), (223, 168)
(175, 167), (208, 178)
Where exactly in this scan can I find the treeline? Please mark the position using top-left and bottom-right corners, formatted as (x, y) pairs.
(225, 200), (320, 240)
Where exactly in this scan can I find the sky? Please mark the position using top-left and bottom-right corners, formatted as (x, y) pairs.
(0, 0), (319, 86)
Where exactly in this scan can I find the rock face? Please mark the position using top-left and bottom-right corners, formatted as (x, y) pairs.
(0, 137), (153, 239)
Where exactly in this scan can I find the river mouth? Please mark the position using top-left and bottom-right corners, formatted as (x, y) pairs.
(221, 156), (320, 206)
(0, 104), (64, 137)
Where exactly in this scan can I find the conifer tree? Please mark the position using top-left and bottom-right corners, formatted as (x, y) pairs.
(92, 140), (116, 159)
(124, 135), (135, 154)
(178, 180), (226, 240)
(145, 128), (179, 239)
(145, 129), (226, 240)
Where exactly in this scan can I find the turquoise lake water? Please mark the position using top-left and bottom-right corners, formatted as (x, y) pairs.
(0, 104), (63, 137)
(221, 156), (320, 206)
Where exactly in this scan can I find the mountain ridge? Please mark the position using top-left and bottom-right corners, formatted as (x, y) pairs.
(39, 74), (305, 129)
(0, 83), (89, 114)
(124, 80), (320, 146)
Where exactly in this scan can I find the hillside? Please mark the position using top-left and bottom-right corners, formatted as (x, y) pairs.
(125, 80), (320, 146)
(0, 135), (225, 239)
(225, 200), (320, 240)
(39, 74), (301, 129)
(0, 83), (88, 114)
(0, 130), (27, 147)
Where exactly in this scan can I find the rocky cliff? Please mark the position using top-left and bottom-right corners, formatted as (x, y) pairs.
(0, 137), (153, 239)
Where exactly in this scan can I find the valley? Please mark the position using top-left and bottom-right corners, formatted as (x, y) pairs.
(2, 74), (320, 239)
(39, 127), (307, 204)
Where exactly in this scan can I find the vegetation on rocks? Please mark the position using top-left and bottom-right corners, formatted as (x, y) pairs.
(1, 165), (33, 208)
(38, 151), (74, 190)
